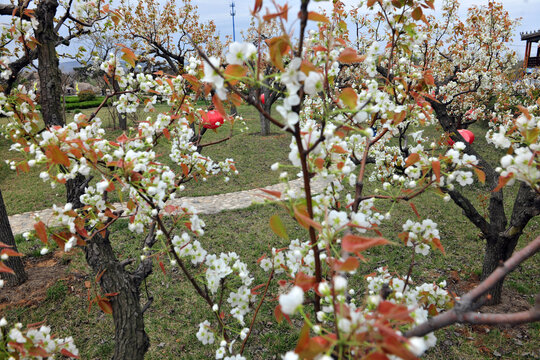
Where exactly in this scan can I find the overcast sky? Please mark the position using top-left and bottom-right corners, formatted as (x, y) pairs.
(194, 0), (540, 59)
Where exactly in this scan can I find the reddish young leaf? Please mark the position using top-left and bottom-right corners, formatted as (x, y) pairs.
(28, 346), (50, 357)
(338, 48), (366, 63)
(409, 202), (420, 219)
(432, 237), (445, 255)
(405, 153), (420, 167)
(412, 7), (423, 20)
(295, 322), (311, 354)
(306, 11), (330, 23)
(61, 348), (81, 358)
(274, 304), (283, 323)
(45, 144), (70, 167)
(332, 144), (348, 154)
(98, 299), (113, 314)
(0, 248), (23, 257)
(294, 272), (316, 292)
(432, 160), (441, 182)
(473, 167), (486, 184)
(224, 64), (247, 85)
(342, 234), (389, 253)
(293, 205), (322, 231)
(252, 0), (263, 14)
(381, 335), (417, 360)
(259, 188), (282, 198)
(34, 221), (48, 243)
(212, 94), (227, 118)
(0, 262), (15, 274)
(159, 261), (166, 275)
(120, 47), (137, 68)
(314, 157), (325, 170)
(493, 173), (513, 192)
(333, 257), (360, 272)
(339, 87), (358, 109)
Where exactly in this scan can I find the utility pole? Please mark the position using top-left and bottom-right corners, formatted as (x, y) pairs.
(230, 1), (236, 42)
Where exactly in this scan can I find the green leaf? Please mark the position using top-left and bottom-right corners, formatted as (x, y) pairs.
(270, 214), (289, 240)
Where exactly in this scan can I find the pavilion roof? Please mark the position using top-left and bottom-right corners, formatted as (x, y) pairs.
(521, 29), (540, 42)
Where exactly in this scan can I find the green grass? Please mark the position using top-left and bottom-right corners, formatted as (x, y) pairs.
(1, 105), (538, 359)
(2, 197), (538, 359)
(0, 104), (289, 215)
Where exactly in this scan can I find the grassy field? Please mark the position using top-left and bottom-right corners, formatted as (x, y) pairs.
(0, 104), (538, 359)
(0, 103), (290, 215)
(3, 194), (538, 359)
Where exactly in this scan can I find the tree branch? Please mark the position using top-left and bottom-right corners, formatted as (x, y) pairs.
(406, 236), (540, 338)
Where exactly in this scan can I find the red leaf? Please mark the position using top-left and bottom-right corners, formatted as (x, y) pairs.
(294, 272), (316, 292)
(34, 221), (48, 243)
(333, 257), (359, 272)
(163, 128), (170, 140)
(98, 299), (113, 314)
(28, 346), (50, 357)
(116, 133), (128, 144)
(159, 261), (166, 275)
(61, 348), (81, 358)
(432, 237), (445, 255)
(293, 205), (322, 231)
(0, 262), (15, 274)
(405, 153), (420, 168)
(0, 248), (23, 257)
(259, 188), (282, 198)
(45, 144), (70, 167)
(493, 174), (513, 192)
(409, 202), (420, 219)
(314, 157), (325, 170)
(306, 11), (329, 23)
(473, 167), (486, 184)
(338, 48), (366, 64)
(432, 160), (440, 183)
(295, 322), (311, 354)
(342, 234), (389, 253)
(274, 304), (283, 323)
(339, 87), (358, 109)
(212, 94), (227, 118)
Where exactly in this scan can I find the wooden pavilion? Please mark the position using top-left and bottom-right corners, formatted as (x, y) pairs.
(521, 29), (540, 68)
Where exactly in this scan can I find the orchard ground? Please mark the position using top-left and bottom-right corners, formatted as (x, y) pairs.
(0, 105), (538, 359)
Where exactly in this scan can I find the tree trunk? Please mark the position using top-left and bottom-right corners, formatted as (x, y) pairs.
(34, 1), (150, 357)
(259, 92), (274, 136)
(0, 189), (27, 286)
(482, 182), (540, 305)
(84, 232), (150, 360)
(260, 109), (271, 136)
(35, 0), (63, 127)
(481, 235), (516, 304)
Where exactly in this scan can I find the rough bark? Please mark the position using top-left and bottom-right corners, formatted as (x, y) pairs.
(259, 103), (271, 136)
(258, 87), (280, 136)
(33, 1), (150, 356)
(428, 98), (540, 304)
(84, 231), (150, 360)
(35, 0), (64, 127)
(0, 189), (27, 286)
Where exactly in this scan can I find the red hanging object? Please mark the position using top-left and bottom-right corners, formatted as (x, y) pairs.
(448, 129), (475, 146)
(260, 93), (265, 104)
(203, 110), (224, 129)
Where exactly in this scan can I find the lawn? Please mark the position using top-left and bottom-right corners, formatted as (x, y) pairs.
(3, 195), (538, 359)
(0, 104), (538, 359)
(0, 103), (290, 215)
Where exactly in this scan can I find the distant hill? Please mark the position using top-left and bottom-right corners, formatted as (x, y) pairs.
(59, 60), (81, 73)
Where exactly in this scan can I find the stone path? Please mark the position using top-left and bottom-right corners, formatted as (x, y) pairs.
(8, 177), (331, 235)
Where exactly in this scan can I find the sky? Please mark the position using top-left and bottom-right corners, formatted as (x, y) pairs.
(193, 0), (540, 59)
